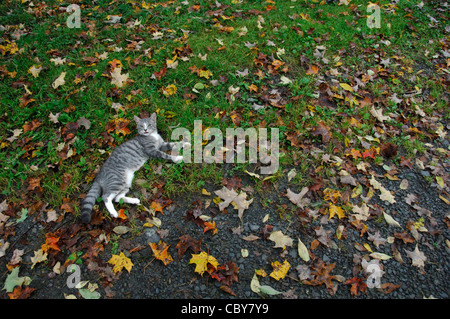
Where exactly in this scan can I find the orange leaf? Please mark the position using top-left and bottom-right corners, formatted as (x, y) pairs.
(203, 221), (218, 235)
(306, 64), (319, 75)
(118, 208), (128, 220)
(41, 234), (60, 253)
(150, 201), (164, 214)
(149, 241), (173, 266)
(362, 148), (376, 159)
(346, 148), (362, 159)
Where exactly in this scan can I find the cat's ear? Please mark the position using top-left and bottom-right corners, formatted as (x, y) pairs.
(150, 112), (157, 124)
(134, 115), (141, 124)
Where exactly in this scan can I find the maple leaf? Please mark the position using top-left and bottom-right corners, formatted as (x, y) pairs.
(41, 233), (61, 253)
(370, 106), (391, 122)
(189, 251), (219, 276)
(203, 221), (218, 235)
(268, 230), (294, 249)
(152, 66), (167, 79)
(175, 235), (202, 259)
(8, 286), (35, 299)
(362, 148), (377, 159)
(110, 67), (129, 87)
(108, 58), (123, 70)
(214, 186), (253, 223)
(344, 277), (367, 296)
(323, 188), (341, 203)
(149, 241), (173, 266)
(302, 259), (338, 295)
(405, 244), (427, 268)
(106, 118), (131, 136)
(161, 84), (177, 96)
(306, 64), (319, 75)
(329, 203), (346, 219)
(346, 148), (362, 160)
(108, 252), (133, 273)
(269, 260), (291, 281)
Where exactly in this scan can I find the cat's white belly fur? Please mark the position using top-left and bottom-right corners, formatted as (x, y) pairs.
(125, 170), (135, 187)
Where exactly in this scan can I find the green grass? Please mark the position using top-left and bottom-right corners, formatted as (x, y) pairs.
(0, 0), (448, 212)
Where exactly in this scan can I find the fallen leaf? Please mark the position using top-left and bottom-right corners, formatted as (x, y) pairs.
(3, 267), (32, 293)
(149, 241), (173, 266)
(344, 277), (367, 296)
(108, 252), (133, 273)
(286, 187), (309, 208)
(383, 211), (402, 228)
(31, 249), (48, 269)
(269, 259), (291, 281)
(189, 251), (219, 276)
(339, 82), (353, 92)
(28, 65), (43, 78)
(52, 72), (66, 89)
(175, 235), (202, 259)
(268, 230), (293, 249)
(297, 237), (310, 262)
(329, 203), (346, 219)
(110, 67), (129, 87)
(405, 244), (427, 268)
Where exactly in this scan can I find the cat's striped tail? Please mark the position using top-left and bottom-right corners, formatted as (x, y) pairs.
(80, 181), (101, 223)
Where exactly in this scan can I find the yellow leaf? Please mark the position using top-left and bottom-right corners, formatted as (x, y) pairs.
(255, 269), (267, 277)
(107, 252), (133, 273)
(269, 260), (290, 281)
(323, 188), (341, 203)
(162, 84), (177, 96)
(329, 203), (346, 219)
(189, 251), (219, 276)
(363, 243), (373, 253)
(339, 82), (353, 92)
(202, 188), (211, 196)
(199, 69), (213, 79)
(436, 176), (444, 189)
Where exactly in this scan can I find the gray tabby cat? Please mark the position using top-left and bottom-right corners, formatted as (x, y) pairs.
(81, 113), (188, 223)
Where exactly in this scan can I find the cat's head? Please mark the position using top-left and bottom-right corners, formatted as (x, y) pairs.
(134, 113), (157, 136)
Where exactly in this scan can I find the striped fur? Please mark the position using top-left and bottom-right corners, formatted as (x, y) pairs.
(80, 114), (185, 223)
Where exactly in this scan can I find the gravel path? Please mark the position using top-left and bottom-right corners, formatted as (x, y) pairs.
(2, 161), (448, 300)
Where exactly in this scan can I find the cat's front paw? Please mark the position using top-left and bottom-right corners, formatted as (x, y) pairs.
(172, 155), (183, 164)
